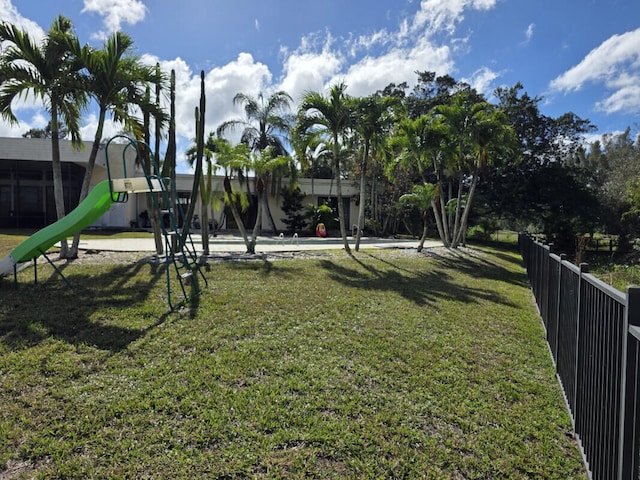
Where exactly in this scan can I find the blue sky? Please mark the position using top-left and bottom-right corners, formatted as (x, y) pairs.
(1, 0), (639, 171)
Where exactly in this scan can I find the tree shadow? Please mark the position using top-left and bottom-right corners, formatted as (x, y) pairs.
(318, 251), (522, 308)
(0, 259), (171, 352)
(426, 249), (529, 288)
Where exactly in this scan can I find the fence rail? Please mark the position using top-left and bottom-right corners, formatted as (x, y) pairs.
(519, 233), (640, 480)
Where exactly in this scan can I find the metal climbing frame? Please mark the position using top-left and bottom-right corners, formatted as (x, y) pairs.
(105, 135), (208, 310)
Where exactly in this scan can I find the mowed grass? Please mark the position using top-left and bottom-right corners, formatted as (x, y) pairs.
(0, 246), (586, 479)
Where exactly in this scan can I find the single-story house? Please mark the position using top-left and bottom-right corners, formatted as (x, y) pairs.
(0, 137), (358, 233)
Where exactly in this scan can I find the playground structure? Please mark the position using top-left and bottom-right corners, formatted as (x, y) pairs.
(0, 135), (207, 310)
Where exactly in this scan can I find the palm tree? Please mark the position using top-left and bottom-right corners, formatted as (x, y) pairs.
(298, 82), (354, 252)
(218, 90), (293, 233)
(454, 103), (516, 246)
(289, 125), (332, 195)
(248, 147), (290, 248)
(399, 183), (437, 252)
(352, 94), (397, 251)
(0, 15), (87, 258)
(218, 90), (292, 154)
(433, 92), (517, 247)
(68, 31), (166, 257)
(212, 138), (257, 253)
(392, 114), (449, 244)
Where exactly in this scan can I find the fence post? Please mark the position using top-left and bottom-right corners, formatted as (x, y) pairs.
(550, 253), (567, 363)
(541, 243), (551, 324)
(573, 263), (589, 423)
(618, 286), (640, 480)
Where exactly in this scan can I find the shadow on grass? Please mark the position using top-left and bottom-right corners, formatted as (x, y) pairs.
(0, 259), (172, 352)
(427, 249), (529, 288)
(319, 250), (523, 308)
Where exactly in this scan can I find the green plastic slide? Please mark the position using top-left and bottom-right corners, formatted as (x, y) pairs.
(0, 179), (120, 276)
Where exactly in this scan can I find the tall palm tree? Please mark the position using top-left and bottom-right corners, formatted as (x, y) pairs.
(0, 15), (87, 258)
(434, 92), (516, 247)
(213, 138), (256, 253)
(68, 31), (166, 257)
(352, 94), (397, 251)
(392, 114), (449, 244)
(218, 90), (292, 154)
(217, 90), (293, 233)
(298, 82), (354, 252)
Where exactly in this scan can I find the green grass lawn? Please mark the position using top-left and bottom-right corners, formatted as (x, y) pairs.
(0, 246), (586, 478)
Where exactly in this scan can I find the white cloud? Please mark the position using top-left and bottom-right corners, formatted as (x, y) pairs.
(550, 28), (640, 114)
(0, 0), (45, 43)
(348, 29), (393, 57)
(277, 37), (344, 101)
(409, 0), (497, 36)
(596, 84), (640, 115)
(79, 113), (123, 141)
(140, 53), (273, 171)
(341, 41), (454, 98)
(277, 0), (494, 101)
(81, 0), (147, 39)
(524, 23), (535, 44)
(462, 66), (499, 97)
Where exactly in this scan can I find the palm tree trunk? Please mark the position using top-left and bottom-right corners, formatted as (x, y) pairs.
(418, 216), (429, 252)
(249, 187), (264, 254)
(436, 180), (451, 247)
(430, 199), (447, 247)
(224, 176), (252, 253)
(453, 170), (480, 248)
(335, 166), (350, 253)
(332, 135), (350, 253)
(50, 104), (69, 259)
(452, 172), (465, 246)
(262, 176), (278, 233)
(70, 108), (106, 258)
(355, 140), (369, 252)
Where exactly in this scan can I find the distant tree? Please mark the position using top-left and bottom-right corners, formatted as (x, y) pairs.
(407, 71), (480, 118)
(582, 128), (640, 251)
(394, 91), (516, 248)
(289, 126), (333, 196)
(22, 121), (68, 139)
(482, 83), (596, 238)
(281, 185), (308, 234)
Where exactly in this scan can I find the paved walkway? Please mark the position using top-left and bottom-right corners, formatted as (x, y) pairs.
(77, 233), (442, 253)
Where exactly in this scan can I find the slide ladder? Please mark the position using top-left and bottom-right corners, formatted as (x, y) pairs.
(154, 174), (208, 310)
(106, 136), (208, 310)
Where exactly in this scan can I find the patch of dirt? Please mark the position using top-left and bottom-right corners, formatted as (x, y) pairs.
(65, 249), (150, 265)
(52, 249), (341, 266)
(62, 245), (476, 265)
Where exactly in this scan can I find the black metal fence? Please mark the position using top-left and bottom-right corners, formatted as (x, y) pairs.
(519, 232), (640, 480)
